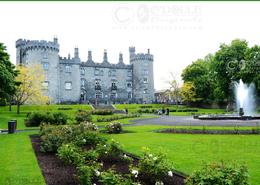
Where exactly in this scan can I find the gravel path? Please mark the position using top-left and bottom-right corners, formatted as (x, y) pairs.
(130, 115), (260, 127)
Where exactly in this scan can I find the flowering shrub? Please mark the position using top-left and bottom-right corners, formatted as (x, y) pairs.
(74, 131), (107, 147)
(40, 123), (104, 152)
(136, 149), (173, 184)
(81, 121), (98, 131)
(40, 125), (73, 152)
(75, 110), (92, 123)
(185, 162), (249, 185)
(96, 139), (128, 163)
(106, 122), (122, 134)
(57, 143), (85, 165)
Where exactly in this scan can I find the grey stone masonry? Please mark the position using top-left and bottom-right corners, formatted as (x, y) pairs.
(16, 37), (155, 104)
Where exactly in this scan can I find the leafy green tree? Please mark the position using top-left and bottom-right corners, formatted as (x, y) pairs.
(181, 56), (214, 104)
(0, 43), (17, 102)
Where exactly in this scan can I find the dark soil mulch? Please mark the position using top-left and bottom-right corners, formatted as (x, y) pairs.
(30, 135), (79, 185)
(31, 135), (186, 185)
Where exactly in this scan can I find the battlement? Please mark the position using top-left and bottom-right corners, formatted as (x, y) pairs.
(81, 61), (132, 69)
(16, 38), (59, 52)
(130, 53), (153, 62)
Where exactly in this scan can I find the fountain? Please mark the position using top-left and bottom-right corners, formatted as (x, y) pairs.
(196, 79), (260, 120)
(235, 79), (256, 116)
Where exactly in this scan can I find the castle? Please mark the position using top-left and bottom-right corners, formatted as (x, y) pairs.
(16, 37), (154, 104)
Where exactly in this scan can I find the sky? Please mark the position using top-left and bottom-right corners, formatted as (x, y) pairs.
(1, 2), (260, 90)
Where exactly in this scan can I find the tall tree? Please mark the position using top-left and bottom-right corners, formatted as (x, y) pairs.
(0, 43), (17, 103)
(14, 64), (49, 114)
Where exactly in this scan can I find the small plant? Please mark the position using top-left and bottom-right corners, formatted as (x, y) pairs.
(75, 110), (92, 123)
(185, 161), (249, 185)
(99, 169), (124, 185)
(57, 143), (85, 166)
(137, 148), (174, 184)
(106, 122), (123, 134)
(77, 165), (97, 185)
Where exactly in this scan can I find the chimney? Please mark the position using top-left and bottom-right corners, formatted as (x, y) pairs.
(88, 50), (92, 61)
(119, 52), (123, 63)
(74, 47), (79, 58)
(103, 49), (108, 63)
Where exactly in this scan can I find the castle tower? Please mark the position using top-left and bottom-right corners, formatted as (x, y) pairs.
(15, 37), (60, 103)
(130, 47), (154, 103)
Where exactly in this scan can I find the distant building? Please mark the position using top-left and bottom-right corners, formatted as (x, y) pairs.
(154, 90), (182, 104)
(16, 37), (155, 104)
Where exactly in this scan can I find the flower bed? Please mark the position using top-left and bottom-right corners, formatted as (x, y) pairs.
(32, 123), (186, 185)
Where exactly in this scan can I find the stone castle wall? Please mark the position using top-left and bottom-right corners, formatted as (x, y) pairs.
(16, 38), (155, 104)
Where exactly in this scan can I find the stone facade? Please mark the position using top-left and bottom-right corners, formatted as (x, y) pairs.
(16, 38), (154, 104)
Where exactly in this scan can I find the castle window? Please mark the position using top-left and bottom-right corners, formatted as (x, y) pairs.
(143, 69), (149, 75)
(127, 82), (132, 88)
(95, 79), (101, 90)
(127, 70), (132, 77)
(112, 69), (116, 76)
(143, 77), (148, 84)
(94, 69), (99, 76)
(128, 92), (132, 99)
(95, 92), (103, 99)
(43, 63), (49, 70)
(144, 89), (148, 94)
(111, 82), (117, 90)
(43, 53), (48, 59)
(80, 68), (85, 75)
(100, 70), (104, 76)
(42, 81), (49, 90)
(108, 70), (112, 77)
(65, 82), (72, 90)
(110, 92), (117, 99)
(65, 65), (71, 73)
(81, 79), (86, 87)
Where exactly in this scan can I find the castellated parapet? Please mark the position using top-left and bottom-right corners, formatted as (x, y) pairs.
(16, 37), (155, 104)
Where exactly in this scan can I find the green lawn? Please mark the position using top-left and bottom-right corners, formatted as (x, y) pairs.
(0, 131), (45, 185)
(0, 104), (92, 129)
(106, 125), (260, 185)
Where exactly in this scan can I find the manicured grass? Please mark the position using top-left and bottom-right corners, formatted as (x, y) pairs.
(106, 125), (260, 185)
(0, 131), (45, 185)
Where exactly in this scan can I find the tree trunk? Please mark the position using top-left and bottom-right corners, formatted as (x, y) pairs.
(17, 103), (20, 114)
(8, 95), (12, 111)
